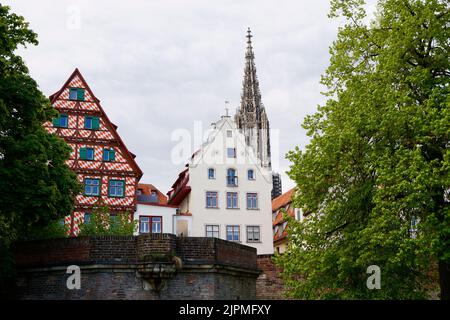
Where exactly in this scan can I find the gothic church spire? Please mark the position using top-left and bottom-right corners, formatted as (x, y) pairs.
(235, 28), (271, 168)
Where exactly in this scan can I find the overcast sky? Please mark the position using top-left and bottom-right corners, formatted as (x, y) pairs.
(5, 0), (376, 194)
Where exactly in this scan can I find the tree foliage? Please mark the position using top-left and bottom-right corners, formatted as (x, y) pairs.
(276, 0), (449, 299)
(78, 206), (137, 236)
(0, 5), (81, 277)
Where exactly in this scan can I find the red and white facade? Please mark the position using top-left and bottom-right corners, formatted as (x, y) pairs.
(272, 188), (304, 254)
(44, 68), (143, 235)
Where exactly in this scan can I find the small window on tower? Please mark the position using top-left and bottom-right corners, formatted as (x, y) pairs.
(227, 130), (232, 138)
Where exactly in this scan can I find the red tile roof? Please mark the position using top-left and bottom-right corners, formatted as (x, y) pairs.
(137, 183), (168, 205)
(272, 188), (295, 212)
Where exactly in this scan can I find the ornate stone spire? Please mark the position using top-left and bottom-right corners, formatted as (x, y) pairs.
(235, 28), (271, 168)
(240, 28), (263, 122)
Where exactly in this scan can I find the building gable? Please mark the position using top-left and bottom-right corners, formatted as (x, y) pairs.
(44, 68), (143, 235)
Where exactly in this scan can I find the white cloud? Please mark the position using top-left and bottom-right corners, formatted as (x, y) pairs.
(5, 0), (377, 194)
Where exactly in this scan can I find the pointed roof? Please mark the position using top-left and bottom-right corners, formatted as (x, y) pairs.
(49, 68), (143, 179)
(238, 28), (265, 117)
(272, 188), (295, 212)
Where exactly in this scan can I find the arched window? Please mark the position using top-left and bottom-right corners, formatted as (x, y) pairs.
(247, 169), (255, 180)
(208, 168), (215, 179)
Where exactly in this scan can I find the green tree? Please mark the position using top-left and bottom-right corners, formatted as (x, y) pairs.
(78, 206), (137, 236)
(0, 4), (81, 279)
(276, 0), (449, 299)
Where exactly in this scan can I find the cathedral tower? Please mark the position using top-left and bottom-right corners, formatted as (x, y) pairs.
(235, 28), (271, 169)
(235, 28), (282, 198)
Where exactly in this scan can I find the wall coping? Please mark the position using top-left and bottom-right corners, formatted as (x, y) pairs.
(12, 234), (258, 272)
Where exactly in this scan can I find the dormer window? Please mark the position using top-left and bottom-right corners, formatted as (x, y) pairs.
(150, 191), (158, 203)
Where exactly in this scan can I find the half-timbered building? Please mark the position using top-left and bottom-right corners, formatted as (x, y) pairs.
(44, 68), (143, 235)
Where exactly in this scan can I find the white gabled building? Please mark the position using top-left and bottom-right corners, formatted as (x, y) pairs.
(168, 116), (274, 254)
(166, 29), (275, 254)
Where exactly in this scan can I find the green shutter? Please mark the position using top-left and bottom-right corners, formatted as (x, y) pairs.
(92, 117), (100, 130)
(79, 147), (87, 160)
(77, 88), (85, 101)
(52, 117), (60, 127)
(110, 149), (115, 161)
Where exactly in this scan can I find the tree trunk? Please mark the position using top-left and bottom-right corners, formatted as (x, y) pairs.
(439, 260), (450, 300)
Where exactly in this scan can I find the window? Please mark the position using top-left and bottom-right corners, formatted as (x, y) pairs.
(52, 114), (68, 128)
(69, 87), (85, 101)
(226, 192), (238, 209)
(85, 116), (100, 130)
(205, 225), (219, 238)
(226, 130), (232, 137)
(226, 168), (238, 187)
(206, 191), (218, 208)
(84, 213), (91, 224)
(208, 168), (215, 179)
(246, 226), (260, 243)
(110, 215), (117, 225)
(247, 169), (255, 180)
(139, 217), (149, 234)
(410, 216), (418, 238)
(108, 180), (125, 197)
(139, 216), (162, 234)
(69, 88), (77, 100)
(226, 225), (240, 242)
(152, 217), (162, 233)
(247, 193), (258, 209)
(79, 147), (95, 160)
(84, 178), (100, 196)
(296, 209), (302, 221)
(227, 147), (236, 158)
(149, 191), (158, 203)
(103, 148), (115, 161)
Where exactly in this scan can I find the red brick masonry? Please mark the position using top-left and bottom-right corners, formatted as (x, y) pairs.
(11, 235), (260, 300)
(256, 254), (289, 300)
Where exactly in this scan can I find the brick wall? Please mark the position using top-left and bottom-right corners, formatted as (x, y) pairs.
(10, 235), (260, 300)
(256, 254), (289, 300)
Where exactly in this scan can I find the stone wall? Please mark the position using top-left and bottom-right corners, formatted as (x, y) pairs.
(10, 235), (260, 300)
(256, 254), (289, 300)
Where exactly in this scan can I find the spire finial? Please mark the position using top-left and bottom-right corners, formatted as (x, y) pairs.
(246, 27), (252, 44)
(224, 100), (230, 117)
(245, 27), (254, 59)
